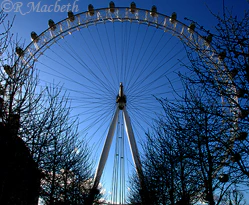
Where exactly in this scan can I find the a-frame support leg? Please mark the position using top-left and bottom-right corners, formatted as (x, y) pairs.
(92, 106), (119, 189)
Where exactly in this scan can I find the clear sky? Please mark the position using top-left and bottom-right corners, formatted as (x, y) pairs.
(2, 0), (249, 204)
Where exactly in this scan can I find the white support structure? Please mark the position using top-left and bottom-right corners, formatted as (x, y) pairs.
(93, 105), (119, 189)
(92, 83), (143, 192)
(123, 107), (142, 175)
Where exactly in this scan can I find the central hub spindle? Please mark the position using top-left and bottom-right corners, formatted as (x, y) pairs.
(116, 82), (126, 110)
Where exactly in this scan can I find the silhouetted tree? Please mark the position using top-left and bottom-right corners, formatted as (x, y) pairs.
(147, 87), (234, 204)
(184, 1), (249, 182)
(176, 9), (249, 205)
(0, 11), (96, 205)
(220, 185), (247, 205)
(31, 87), (93, 205)
(0, 10), (41, 205)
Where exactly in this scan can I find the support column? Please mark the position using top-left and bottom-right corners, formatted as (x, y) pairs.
(92, 105), (120, 189)
(123, 106), (142, 177)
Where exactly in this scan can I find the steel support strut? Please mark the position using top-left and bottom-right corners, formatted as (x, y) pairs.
(123, 107), (142, 175)
(92, 105), (119, 189)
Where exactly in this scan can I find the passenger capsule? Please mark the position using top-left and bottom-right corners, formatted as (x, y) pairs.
(231, 153), (241, 162)
(0, 85), (4, 95)
(0, 97), (3, 109)
(130, 2), (136, 14)
(109, 1), (115, 13)
(229, 68), (238, 79)
(31, 31), (39, 42)
(48, 19), (56, 31)
(218, 174), (229, 183)
(206, 34), (213, 44)
(236, 88), (246, 98)
(3, 65), (12, 76)
(88, 4), (94, 16)
(237, 131), (248, 140)
(239, 108), (249, 119)
(170, 12), (177, 23)
(68, 11), (75, 22)
(188, 23), (196, 33)
(218, 50), (226, 60)
(150, 5), (157, 17)
(16, 47), (24, 57)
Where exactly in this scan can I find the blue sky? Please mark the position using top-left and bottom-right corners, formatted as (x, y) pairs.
(2, 0), (249, 203)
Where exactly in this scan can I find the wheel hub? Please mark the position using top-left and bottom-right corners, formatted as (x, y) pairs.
(116, 82), (126, 110)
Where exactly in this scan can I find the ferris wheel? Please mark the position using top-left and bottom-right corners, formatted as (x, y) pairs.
(12, 2), (218, 204)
